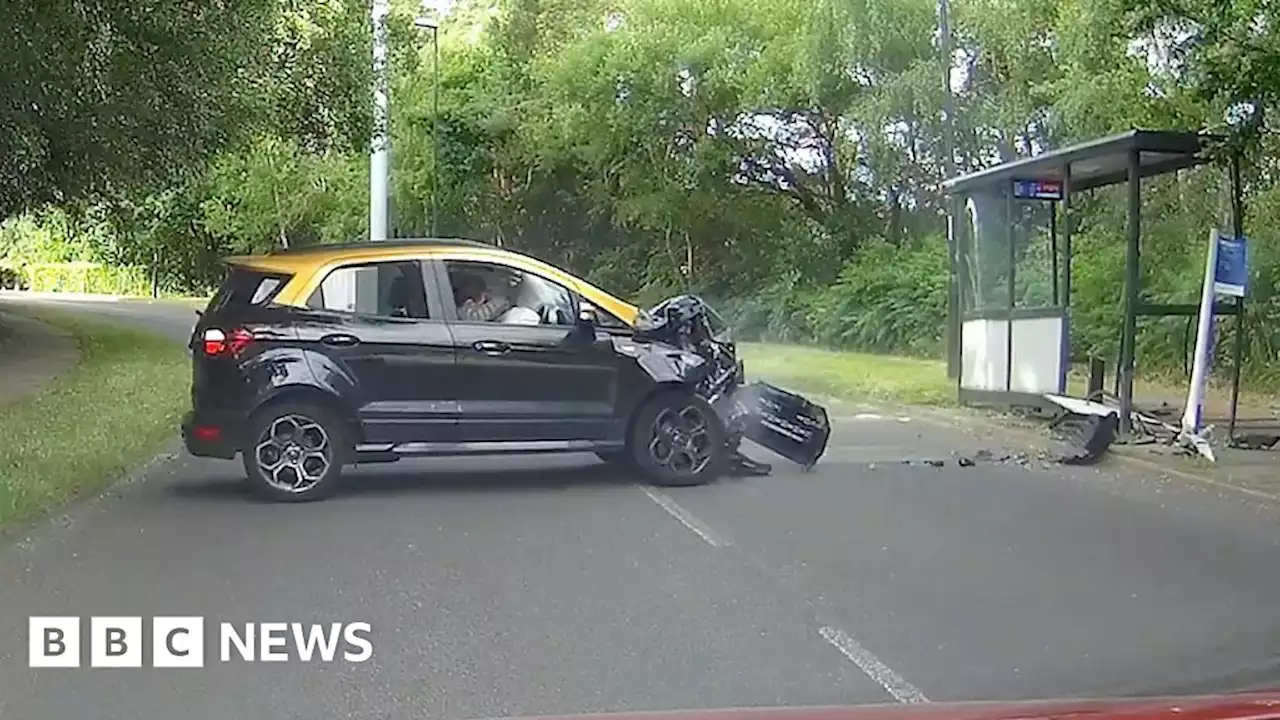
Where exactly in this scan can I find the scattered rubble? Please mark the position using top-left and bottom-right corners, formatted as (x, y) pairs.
(1043, 392), (1199, 463)
(1040, 391), (1280, 464)
(727, 453), (773, 477)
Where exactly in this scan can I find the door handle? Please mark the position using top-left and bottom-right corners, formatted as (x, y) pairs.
(472, 340), (510, 355)
(321, 333), (360, 347)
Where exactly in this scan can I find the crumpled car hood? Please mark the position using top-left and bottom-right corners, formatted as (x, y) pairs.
(625, 294), (830, 470)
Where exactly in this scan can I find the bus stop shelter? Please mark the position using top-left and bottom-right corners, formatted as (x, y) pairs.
(940, 129), (1245, 437)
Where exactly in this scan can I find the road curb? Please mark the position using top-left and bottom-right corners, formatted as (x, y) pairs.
(1101, 448), (1280, 502)
(0, 441), (187, 552)
(0, 290), (124, 302)
(910, 403), (1280, 503)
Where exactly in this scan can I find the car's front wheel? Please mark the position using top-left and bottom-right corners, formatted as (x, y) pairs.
(629, 391), (726, 487)
(242, 401), (347, 502)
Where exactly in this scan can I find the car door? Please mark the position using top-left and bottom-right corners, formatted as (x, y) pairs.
(428, 257), (623, 445)
(292, 258), (463, 446)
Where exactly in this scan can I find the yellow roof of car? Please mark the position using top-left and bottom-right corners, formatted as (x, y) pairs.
(224, 239), (641, 325)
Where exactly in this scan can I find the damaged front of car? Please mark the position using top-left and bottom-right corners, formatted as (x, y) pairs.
(621, 294), (832, 478)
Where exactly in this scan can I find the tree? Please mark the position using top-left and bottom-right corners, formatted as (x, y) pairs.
(0, 0), (282, 219)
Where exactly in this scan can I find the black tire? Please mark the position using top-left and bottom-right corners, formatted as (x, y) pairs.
(629, 390), (726, 487)
(241, 401), (348, 502)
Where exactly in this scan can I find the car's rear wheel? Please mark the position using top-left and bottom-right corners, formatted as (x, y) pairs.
(629, 391), (726, 487)
(242, 401), (347, 502)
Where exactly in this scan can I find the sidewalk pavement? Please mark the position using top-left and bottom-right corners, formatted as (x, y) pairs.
(794, 389), (1280, 503)
(0, 307), (81, 407)
(936, 401), (1280, 503)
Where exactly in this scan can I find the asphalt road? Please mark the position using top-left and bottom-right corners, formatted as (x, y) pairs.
(2, 296), (1280, 720)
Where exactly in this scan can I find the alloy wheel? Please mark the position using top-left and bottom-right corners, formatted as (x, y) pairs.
(253, 414), (332, 494)
(647, 403), (714, 476)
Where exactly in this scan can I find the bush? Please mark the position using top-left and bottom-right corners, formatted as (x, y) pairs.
(720, 237), (949, 357)
(22, 262), (151, 296)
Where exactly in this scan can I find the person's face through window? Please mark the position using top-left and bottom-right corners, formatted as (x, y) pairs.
(454, 274), (486, 305)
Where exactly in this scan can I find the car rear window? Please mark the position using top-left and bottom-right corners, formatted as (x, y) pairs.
(205, 265), (291, 316)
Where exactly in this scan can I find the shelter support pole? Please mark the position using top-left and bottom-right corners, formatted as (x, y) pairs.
(1050, 204), (1059, 304)
(1060, 164), (1073, 395)
(1005, 189), (1015, 393)
(1062, 166), (1072, 314)
(1227, 151), (1246, 441)
(1118, 149), (1141, 436)
(954, 194), (968, 401)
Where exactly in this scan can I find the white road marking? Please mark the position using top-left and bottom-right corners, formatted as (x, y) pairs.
(818, 625), (929, 704)
(828, 413), (913, 423)
(638, 486), (731, 548)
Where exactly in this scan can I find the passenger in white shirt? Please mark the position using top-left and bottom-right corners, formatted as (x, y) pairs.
(456, 273), (511, 322)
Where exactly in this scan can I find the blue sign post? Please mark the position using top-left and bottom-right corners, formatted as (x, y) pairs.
(1212, 233), (1249, 297)
(1181, 230), (1249, 452)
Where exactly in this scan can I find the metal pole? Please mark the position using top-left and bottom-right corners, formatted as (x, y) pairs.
(1049, 203), (1058, 305)
(1005, 188), (1015, 394)
(370, 0), (391, 242)
(415, 15), (441, 238)
(939, 0), (959, 379)
(1061, 166), (1073, 396)
(1118, 149), (1141, 436)
(1062, 166), (1072, 311)
(432, 25), (440, 238)
(1227, 151), (1246, 441)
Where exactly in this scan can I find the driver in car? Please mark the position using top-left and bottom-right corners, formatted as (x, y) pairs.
(456, 272), (513, 322)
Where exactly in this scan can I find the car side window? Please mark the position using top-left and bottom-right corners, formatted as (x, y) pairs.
(443, 259), (577, 326)
(582, 301), (629, 330)
(306, 261), (429, 319)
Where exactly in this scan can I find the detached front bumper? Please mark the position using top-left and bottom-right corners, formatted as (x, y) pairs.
(725, 382), (831, 470)
(180, 410), (240, 460)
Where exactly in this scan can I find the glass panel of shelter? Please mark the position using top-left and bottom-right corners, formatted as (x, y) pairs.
(955, 177), (1069, 398)
(959, 181), (1065, 316)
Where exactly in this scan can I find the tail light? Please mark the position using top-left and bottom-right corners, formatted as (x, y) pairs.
(202, 328), (254, 358)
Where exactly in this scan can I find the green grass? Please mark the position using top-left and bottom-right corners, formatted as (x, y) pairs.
(0, 309), (189, 528)
(739, 342), (1280, 417)
(738, 342), (954, 406)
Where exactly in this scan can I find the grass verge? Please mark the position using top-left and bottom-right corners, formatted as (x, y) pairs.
(738, 342), (954, 406)
(739, 341), (1277, 419)
(0, 308), (188, 528)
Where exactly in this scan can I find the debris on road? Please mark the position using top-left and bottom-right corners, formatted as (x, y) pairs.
(1038, 392), (1262, 464)
(1043, 393), (1152, 464)
(727, 453), (773, 477)
(1054, 412), (1120, 466)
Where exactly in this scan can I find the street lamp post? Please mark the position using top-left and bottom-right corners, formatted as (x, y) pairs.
(415, 16), (440, 238)
(370, 0), (391, 242)
(939, 0), (960, 379)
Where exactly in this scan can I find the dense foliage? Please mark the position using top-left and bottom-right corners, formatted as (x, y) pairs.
(4, 0), (1280, 386)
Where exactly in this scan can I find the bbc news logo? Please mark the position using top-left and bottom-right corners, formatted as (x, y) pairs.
(29, 617), (373, 668)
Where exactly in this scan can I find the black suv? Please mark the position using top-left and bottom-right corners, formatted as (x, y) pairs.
(182, 239), (829, 501)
